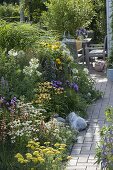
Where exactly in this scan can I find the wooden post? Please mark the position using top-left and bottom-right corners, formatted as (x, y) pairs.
(106, 0), (112, 56)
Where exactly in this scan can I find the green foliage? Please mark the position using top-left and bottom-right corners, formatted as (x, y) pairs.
(0, 21), (39, 52)
(96, 107), (113, 169)
(0, 3), (19, 19)
(89, 0), (106, 43)
(41, 0), (94, 35)
(0, 50), (42, 100)
(25, 0), (47, 23)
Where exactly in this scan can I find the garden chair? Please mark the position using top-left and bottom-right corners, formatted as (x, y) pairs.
(62, 39), (84, 63)
(85, 35), (107, 67)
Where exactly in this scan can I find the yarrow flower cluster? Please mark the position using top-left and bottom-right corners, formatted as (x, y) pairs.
(15, 140), (67, 170)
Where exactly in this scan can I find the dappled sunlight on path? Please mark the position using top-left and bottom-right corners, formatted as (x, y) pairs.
(66, 70), (112, 170)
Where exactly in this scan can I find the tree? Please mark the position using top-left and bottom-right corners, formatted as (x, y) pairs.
(89, 0), (106, 42)
(25, 0), (47, 22)
(41, 0), (94, 35)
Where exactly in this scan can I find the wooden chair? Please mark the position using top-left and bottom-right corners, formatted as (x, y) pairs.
(85, 36), (107, 67)
(62, 39), (84, 63)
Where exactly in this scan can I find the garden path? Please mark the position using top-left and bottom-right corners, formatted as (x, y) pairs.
(66, 69), (113, 170)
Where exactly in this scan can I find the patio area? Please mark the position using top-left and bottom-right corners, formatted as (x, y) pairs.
(66, 68), (113, 170)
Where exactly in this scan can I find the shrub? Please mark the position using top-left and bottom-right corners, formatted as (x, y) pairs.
(0, 51), (42, 100)
(41, 0), (94, 35)
(0, 21), (39, 52)
(0, 3), (19, 19)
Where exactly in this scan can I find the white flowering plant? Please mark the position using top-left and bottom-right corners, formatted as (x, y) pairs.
(37, 118), (77, 147)
(23, 58), (42, 77)
(7, 100), (46, 146)
(71, 63), (101, 104)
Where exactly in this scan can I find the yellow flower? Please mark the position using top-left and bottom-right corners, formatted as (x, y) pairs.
(26, 153), (33, 159)
(38, 157), (45, 163)
(56, 58), (61, 65)
(24, 159), (29, 163)
(51, 45), (59, 50)
(42, 148), (49, 153)
(54, 150), (61, 154)
(44, 142), (50, 145)
(33, 151), (39, 156)
(31, 157), (38, 163)
(28, 140), (35, 145)
(46, 151), (54, 155)
(59, 147), (65, 151)
(60, 144), (66, 148)
(17, 158), (25, 164)
(31, 145), (35, 150)
(67, 156), (72, 160)
(40, 146), (46, 149)
(15, 153), (23, 159)
(54, 143), (60, 147)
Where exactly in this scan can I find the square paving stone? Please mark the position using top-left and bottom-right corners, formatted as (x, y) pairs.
(78, 156), (89, 163)
(68, 159), (77, 166)
(85, 133), (94, 138)
(84, 137), (94, 142)
(81, 146), (91, 151)
(71, 148), (81, 155)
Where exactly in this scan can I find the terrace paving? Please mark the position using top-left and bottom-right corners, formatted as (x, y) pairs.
(66, 69), (113, 170)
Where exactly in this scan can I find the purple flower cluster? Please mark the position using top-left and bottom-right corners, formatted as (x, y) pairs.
(70, 83), (79, 92)
(76, 28), (87, 37)
(0, 96), (17, 112)
(100, 127), (113, 169)
(66, 80), (79, 92)
(51, 80), (79, 92)
(51, 80), (62, 88)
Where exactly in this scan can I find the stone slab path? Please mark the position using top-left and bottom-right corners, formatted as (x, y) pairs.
(66, 70), (113, 170)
